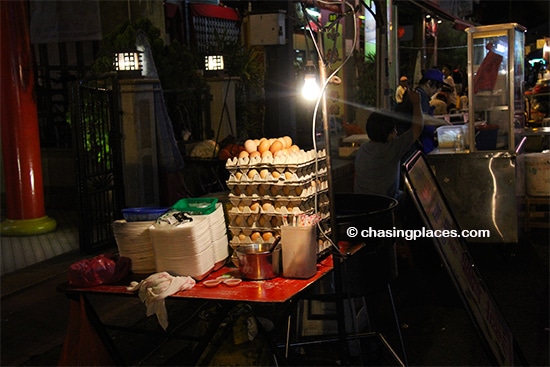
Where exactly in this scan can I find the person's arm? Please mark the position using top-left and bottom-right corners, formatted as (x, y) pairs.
(407, 89), (424, 140)
(424, 115), (452, 126)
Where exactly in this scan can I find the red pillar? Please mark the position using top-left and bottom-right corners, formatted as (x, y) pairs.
(0, 0), (56, 235)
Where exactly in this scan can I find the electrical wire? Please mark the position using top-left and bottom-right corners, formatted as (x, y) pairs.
(304, 0), (358, 255)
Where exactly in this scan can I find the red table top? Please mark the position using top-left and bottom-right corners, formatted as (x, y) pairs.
(60, 256), (334, 304)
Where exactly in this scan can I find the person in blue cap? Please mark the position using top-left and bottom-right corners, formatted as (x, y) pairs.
(396, 68), (451, 153)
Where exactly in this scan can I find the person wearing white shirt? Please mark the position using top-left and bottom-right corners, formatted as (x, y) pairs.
(395, 75), (409, 104)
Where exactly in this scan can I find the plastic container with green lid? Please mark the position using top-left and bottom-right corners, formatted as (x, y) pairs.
(172, 198), (218, 215)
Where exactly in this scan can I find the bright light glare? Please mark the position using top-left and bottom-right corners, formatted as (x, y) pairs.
(205, 55), (224, 71)
(302, 75), (320, 100)
(494, 43), (507, 54)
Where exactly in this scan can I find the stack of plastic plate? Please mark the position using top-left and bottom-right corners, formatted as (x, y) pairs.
(112, 220), (156, 274)
(149, 216), (215, 280)
(198, 203), (229, 269)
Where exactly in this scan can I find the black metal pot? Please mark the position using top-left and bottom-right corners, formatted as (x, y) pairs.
(334, 193), (399, 294)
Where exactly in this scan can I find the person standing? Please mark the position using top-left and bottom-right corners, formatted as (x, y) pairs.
(395, 68), (451, 153)
(395, 75), (409, 105)
(354, 89), (423, 200)
(442, 65), (458, 112)
(452, 65), (464, 95)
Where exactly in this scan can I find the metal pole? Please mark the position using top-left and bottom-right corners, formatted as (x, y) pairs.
(0, 0), (56, 236)
(318, 31), (348, 365)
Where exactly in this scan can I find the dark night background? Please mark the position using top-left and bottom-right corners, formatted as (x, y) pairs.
(472, 0), (549, 43)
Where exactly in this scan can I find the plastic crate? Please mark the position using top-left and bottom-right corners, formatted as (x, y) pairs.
(172, 198), (218, 215)
(122, 207), (170, 222)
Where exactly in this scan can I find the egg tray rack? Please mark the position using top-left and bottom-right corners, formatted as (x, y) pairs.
(225, 148), (331, 248)
(227, 191), (330, 247)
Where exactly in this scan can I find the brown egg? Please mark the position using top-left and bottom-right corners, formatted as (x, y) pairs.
(238, 232), (247, 241)
(234, 216), (243, 226)
(245, 185), (255, 196)
(277, 137), (287, 149)
(250, 232), (262, 242)
(289, 145), (300, 153)
(248, 169), (258, 179)
(257, 186), (266, 196)
(283, 136), (293, 148)
(262, 202), (273, 211)
(262, 232), (273, 241)
(274, 149), (286, 157)
(282, 186), (291, 196)
(249, 151), (261, 159)
(259, 169), (269, 179)
(250, 202), (260, 211)
(258, 216), (268, 227)
(272, 171), (281, 179)
(269, 140), (283, 154)
(235, 171), (243, 180)
(258, 139), (270, 154)
(261, 150), (273, 159)
(284, 171), (293, 180)
(270, 185), (280, 196)
(244, 139), (257, 153)
(270, 216), (279, 226)
(238, 150), (249, 158)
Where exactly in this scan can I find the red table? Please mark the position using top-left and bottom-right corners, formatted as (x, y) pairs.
(58, 256), (334, 366)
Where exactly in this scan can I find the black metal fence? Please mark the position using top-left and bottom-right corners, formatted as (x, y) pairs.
(69, 75), (125, 254)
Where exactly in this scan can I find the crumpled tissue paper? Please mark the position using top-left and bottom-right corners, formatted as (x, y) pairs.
(127, 272), (195, 330)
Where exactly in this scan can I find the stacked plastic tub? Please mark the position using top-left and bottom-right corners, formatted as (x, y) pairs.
(149, 199), (229, 280)
(112, 207), (169, 274)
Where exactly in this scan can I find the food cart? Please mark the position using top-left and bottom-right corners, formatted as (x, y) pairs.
(427, 23), (527, 243)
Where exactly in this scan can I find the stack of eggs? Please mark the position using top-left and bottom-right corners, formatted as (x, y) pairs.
(225, 136), (331, 249)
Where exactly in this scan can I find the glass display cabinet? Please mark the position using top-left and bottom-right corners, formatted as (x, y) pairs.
(426, 24), (527, 244)
(467, 23), (526, 151)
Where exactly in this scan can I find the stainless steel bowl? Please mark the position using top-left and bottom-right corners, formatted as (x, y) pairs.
(235, 243), (280, 280)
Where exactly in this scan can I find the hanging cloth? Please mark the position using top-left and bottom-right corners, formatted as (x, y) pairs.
(473, 43), (503, 94)
(136, 31), (185, 173)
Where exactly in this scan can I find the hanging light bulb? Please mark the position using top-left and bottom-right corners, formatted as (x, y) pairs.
(302, 60), (320, 100)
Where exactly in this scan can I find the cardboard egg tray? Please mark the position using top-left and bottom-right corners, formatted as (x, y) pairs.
(228, 188), (328, 210)
(229, 210), (329, 235)
(226, 165), (327, 185)
(228, 177), (328, 198)
(227, 190), (328, 216)
(227, 205), (330, 228)
(228, 212), (331, 248)
(225, 149), (326, 174)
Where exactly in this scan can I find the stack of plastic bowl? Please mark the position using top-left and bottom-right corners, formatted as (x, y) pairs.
(112, 207), (169, 274)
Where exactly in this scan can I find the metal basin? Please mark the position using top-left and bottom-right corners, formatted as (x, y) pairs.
(235, 243), (279, 280)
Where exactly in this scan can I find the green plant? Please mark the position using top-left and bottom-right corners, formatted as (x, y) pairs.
(353, 50), (377, 107)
